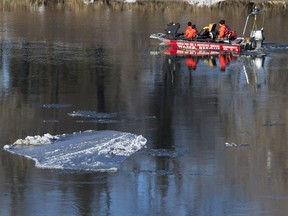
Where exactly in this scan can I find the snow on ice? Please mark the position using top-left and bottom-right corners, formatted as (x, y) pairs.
(3, 130), (147, 172)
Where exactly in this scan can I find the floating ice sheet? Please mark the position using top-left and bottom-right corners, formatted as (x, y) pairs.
(4, 130), (147, 172)
(67, 110), (117, 119)
(40, 104), (71, 109)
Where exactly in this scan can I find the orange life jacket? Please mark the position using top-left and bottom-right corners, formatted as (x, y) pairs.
(219, 24), (237, 39)
(185, 26), (198, 38)
(218, 24), (228, 38)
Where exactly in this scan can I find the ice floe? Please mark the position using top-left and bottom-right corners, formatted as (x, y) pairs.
(4, 130), (147, 172)
(67, 110), (156, 124)
(68, 110), (117, 119)
(225, 142), (249, 147)
(40, 104), (71, 109)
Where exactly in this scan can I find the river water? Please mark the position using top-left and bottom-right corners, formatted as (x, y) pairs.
(1, 2), (288, 216)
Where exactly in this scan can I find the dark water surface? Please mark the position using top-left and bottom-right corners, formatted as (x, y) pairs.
(1, 3), (288, 216)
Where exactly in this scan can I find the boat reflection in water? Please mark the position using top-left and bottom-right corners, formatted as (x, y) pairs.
(150, 45), (266, 90)
(182, 51), (237, 71)
(240, 53), (266, 90)
(153, 46), (239, 72)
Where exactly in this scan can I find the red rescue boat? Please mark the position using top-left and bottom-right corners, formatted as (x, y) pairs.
(150, 7), (265, 54)
(153, 36), (241, 54)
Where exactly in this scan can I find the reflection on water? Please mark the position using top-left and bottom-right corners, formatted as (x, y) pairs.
(1, 3), (288, 216)
(153, 46), (239, 71)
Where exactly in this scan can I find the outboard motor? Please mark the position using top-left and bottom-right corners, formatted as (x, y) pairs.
(250, 28), (264, 49)
(242, 7), (265, 50)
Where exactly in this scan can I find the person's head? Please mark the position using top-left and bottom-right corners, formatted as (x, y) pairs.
(219, 20), (225, 25)
(187, 21), (192, 26)
(192, 24), (196, 29)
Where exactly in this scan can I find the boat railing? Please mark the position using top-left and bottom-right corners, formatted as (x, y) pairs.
(242, 7), (265, 37)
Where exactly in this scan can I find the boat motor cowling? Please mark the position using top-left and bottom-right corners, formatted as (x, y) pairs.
(250, 29), (264, 41)
(250, 28), (264, 49)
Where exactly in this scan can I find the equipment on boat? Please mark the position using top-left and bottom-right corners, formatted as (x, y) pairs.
(150, 7), (265, 54)
(242, 6), (265, 50)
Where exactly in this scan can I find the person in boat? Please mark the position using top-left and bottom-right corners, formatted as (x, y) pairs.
(184, 22), (198, 39)
(217, 20), (237, 40)
(192, 24), (199, 37)
(199, 23), (217, 39)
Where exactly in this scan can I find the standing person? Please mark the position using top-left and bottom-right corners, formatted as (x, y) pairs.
(184, 22), (198, 39)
